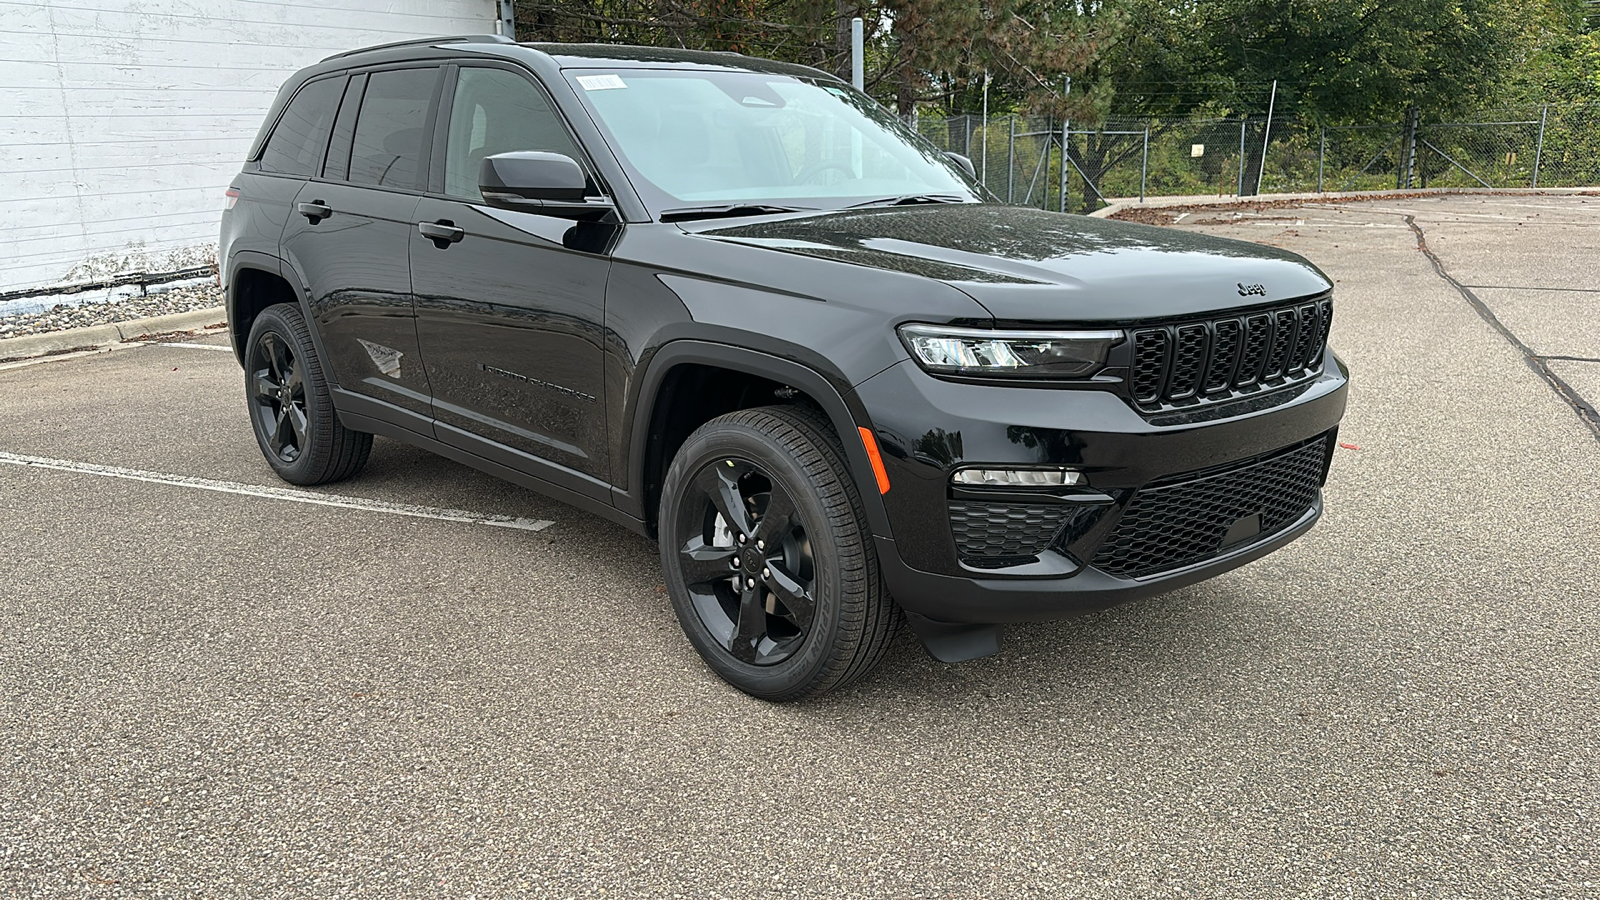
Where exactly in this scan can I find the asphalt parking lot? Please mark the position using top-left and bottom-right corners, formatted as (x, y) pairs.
(2, 193), (1597, 898)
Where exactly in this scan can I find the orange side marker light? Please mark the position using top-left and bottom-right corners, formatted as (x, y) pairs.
(858, 427), (891, 494)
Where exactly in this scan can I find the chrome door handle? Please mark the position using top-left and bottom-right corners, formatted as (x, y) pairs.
(296, 201), (332, 223)
(418, 220), (464, 245)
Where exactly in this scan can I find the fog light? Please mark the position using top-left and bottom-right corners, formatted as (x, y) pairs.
(951, 467), (1082, 487)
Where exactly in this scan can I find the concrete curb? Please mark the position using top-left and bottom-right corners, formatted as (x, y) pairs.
(0, 307), (226, 361)
(1088, 186), (1598, 218)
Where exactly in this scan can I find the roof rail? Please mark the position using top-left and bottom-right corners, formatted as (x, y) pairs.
(322, 33), (513, 62)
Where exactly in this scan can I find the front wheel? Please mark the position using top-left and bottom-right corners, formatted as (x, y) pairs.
(658, 406), (900, 700)
(243, 303), (371, 485)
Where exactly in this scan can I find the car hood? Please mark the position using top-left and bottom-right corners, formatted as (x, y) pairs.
(689, 204), (1332, 322)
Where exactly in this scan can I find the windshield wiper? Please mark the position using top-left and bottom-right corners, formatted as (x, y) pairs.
(846, 193), (969, 209)
(659, 203), (815, 222)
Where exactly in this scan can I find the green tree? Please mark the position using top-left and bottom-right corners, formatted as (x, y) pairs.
(514, 0), (1114, 118)
(1500, 0), (1600, 104)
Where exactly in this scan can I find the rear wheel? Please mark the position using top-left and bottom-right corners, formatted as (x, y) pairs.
(244, 303), (371, 485)
(659, 405), (900, 700)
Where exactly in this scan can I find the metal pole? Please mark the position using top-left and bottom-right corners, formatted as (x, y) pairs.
(1414, 106), (1422, 186)
(1237, 118), (1247, 196)
(1403, 106), (1419, 189)
(1140, 125), (1149, 202)
(980, 72), (989, 188)
(1532, 104), (1548, 188)
(1044, 113), (1053, 210)
(1255, 79), (1277, 196)
(1059, 76), (1071, 213)
(497, 0), (515, 37)
(1317, 127), (1325, 193)
(850, 17), (864, 91)
(1007, 115), (1016, 203)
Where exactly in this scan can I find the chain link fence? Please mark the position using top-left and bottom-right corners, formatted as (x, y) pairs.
(914, 104), (1600, 212)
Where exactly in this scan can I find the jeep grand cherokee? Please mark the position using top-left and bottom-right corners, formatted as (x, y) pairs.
(219, 35), (1349, 700)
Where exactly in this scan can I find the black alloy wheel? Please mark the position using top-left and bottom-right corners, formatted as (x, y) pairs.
(678, 457), (816, 666)
(251, 330), (307, 464)
(243, 303), (372, 486)
(660, 405), (900, 700)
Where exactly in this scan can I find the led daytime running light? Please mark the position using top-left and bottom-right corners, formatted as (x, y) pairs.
(898, 324), (1124, 378)
(951, 467), (1083, 487)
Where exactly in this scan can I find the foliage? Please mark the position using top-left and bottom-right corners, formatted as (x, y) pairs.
(514, 0), (1600, 202)
(515, 1), (1590, 126)
(1182, 0), (1516, 124)
(514, 0), (1114, 118)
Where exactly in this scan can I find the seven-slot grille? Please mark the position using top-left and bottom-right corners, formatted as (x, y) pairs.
(1130, 297), (1332, 409)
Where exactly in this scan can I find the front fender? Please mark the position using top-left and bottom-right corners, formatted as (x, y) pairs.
(619, 339), (895, 540)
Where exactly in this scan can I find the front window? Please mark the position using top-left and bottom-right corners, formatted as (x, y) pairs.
(564, 68), (981, 213)
(443, 67), (591, 201)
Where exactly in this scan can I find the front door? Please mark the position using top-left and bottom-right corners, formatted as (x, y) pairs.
(410, 65), (615, 489)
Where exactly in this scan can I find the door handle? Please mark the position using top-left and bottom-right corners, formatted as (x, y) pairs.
(418, 220), (464, 246)
(297, 201), (332, 223)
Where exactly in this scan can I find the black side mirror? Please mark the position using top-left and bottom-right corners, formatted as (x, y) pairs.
(943, 152), (977, 180)
(479, 151), (615, 221)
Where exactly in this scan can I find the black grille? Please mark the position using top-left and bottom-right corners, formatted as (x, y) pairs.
(950, 502), (1072, 563)
(1237, 314), (1272, 387)
(949, 502), (1099, 567)
(1261, 309), (1296, 379)
(1204, 320), (1241, 392)
(1129, 298), (1331, 410)
(1091, 437), (1329, 578)
(1131, 330), (1169, 404)
(1168, 324), (1207, 400)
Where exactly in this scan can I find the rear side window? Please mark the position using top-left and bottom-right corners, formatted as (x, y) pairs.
(322, 74), (367, 182)
(348, 68), (437, 189)
(260, 77), (342, 176)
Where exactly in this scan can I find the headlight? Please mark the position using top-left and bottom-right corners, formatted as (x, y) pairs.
(897, 324), (1124, 379)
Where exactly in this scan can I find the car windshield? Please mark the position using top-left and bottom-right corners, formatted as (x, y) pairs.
(563, 68), (982, 215)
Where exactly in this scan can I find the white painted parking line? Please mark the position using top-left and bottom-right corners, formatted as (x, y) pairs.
(150, 341), (232, 351)
(0, 451), (555, 532)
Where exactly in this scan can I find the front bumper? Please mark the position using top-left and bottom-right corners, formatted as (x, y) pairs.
(853, 352), (1349, 624)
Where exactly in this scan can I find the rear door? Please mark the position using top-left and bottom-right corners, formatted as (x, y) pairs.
(280, 65), (442, 420)
(225, 74), (343, 289)
(409, 63), (616, 489)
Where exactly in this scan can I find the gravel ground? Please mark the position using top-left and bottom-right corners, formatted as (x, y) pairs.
(0, 282), (223, 338)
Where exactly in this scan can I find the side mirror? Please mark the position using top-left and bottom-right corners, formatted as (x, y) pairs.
(944, 152), (977, 180)
(479, 151), (615, 221)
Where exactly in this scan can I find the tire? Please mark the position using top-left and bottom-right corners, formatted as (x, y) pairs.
(658, 405), (901, 700)
(243, 303), (372, 486)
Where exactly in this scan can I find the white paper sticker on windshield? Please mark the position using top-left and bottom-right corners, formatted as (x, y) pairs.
(577, 74), (627, 91)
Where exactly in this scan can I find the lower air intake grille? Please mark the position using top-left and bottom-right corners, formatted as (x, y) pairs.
(949, 502), (1099, 568)
(1091, 437), (1329, 578)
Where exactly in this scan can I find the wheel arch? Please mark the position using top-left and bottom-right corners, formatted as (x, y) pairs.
(227, 252), (289, 364)
(226, 252), (337, 392)
(623, 340), (894, 541)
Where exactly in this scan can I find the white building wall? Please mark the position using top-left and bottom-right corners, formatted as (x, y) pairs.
(1, 0), (500, 295)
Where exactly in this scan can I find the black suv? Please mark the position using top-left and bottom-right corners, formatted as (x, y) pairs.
(220, 35), (1348, 700)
